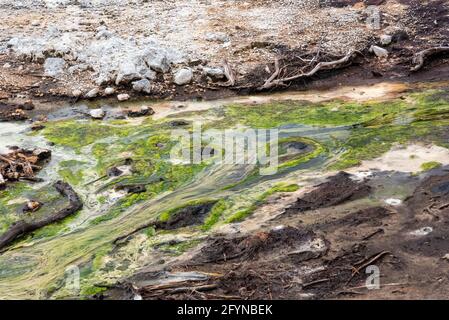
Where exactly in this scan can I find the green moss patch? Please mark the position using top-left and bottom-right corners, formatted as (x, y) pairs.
(420, 161), (442, 172)
(227, 183), (300, 223)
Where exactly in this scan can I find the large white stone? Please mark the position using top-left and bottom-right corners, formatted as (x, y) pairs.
(370, 45), (389, 58)
(115, 61), (141, 85)
(205, 32), (230, 43)
(89, 108), (105, 119)
(104, 87), (116, 95)
(174, 68), (193, 85)
(143, 47), (170, 73)
(132, 79), (152, 94)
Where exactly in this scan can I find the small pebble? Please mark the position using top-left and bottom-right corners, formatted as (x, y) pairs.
(385, 198), (402, 206)
(409, 226), (433, 237)
(117, 93), (130, 101)
(104, 87), (115, 95)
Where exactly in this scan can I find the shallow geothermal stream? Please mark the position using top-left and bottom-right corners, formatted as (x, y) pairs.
(1, 81), (449, 299)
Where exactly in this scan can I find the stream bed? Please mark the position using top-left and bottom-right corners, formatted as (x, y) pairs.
(1, 81), (449, 299)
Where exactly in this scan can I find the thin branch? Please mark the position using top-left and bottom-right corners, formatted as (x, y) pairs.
(346, 251), (391, 285)
(261, 57), (281, 89)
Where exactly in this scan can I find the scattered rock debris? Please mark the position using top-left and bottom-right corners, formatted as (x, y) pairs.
(89, 108), (106, 119)
(1, 0), (449, 301)
(0, 147), (51, 189)
(1, 0), (448, 103)
(117, 94), (130, 101)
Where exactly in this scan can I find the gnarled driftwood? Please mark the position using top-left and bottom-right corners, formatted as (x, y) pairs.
(0, 181), (82, 251)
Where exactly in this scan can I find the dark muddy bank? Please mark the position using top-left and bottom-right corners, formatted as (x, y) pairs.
(106, 168), (449, 300)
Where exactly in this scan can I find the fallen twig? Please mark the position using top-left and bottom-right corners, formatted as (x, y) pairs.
(346, 251), (391, 285)
(337, 290), (365, 296)
(362, 228), (384, 241)
(204, 293), (241, 300)
(345, 282), (412, 291)
(140, 282), (218, 298)
(84, 174), (107, 187)
(261, 57), (280, 90)
(302, 278), (330, 289)
(438, 203), (449, 210)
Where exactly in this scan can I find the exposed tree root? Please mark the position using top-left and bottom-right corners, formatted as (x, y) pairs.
(259, 50), (359, 90)
(0, 181), (82, 252)
(411, 47), (449, 72)
(221, 59), (236, 87)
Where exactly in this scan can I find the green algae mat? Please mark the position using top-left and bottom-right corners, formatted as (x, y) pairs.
(0, 84), (449, 298)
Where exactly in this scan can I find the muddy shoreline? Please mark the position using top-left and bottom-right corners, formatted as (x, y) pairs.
(109, 168), (449, 300)
(2, 64), (449, 124)
(1, 0), (449, 110)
